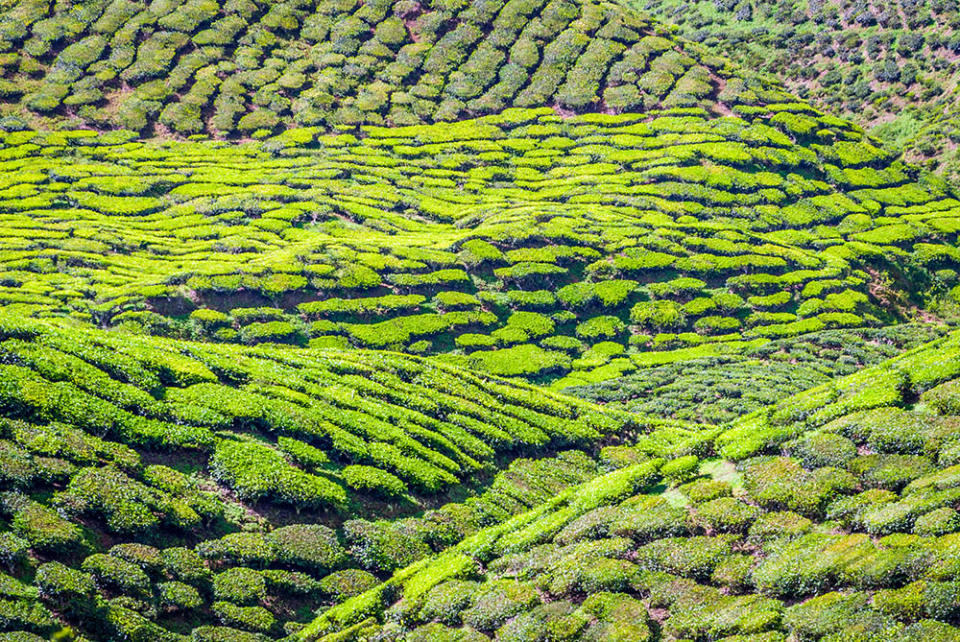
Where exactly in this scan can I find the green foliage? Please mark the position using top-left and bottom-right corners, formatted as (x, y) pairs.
(198, 533), (276, 567)
(0, 2), (958, 640)
(3, 493), (91, 556)
(318, 569), (380, 603)
(35, 561), (95, 610)
(158, 581), (203, 611)
(630, 300), (686, 331)
(212, 567), (267, 605)
(343, 519), (432, 573)
(342, 465), (408, 498)
(661, 455), (699, 484)
(267, 524), (347, 572)
(211, 439), (348, 510)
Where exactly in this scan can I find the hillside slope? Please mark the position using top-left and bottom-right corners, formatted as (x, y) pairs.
(0, 0), (786, 136)
(566, 324), (949, 423)
(4, 102), (959, 386)
(0, 312), (662, 640)
(633, 0), (960, 181)
(0, 0), (959, 639)
(3, 1), (959, 393)
(298, 326), (960, 641)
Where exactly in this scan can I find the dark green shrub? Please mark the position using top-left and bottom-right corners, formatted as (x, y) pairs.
(741, 457), (855, 517)
(261, 569), (321, 597)
(54, 466), (188, 535)
(848, 455), (936, 491)
(495, 600), (589, 640)
(4, 493), (91, 555)
(237, 109), (280, 134)
(873, 580), (927, 621)
(915, 507), (960, 536)
(405, 623), (488, 641)
(190, 625), (271, 642)
(922, 581), (960, 620)
(157, 581), (203, 611)
(661, 583), (783, 640)
(695, 497), (762, 534)
(109, 543), (163, 575)
(825, 488), (898, 529)
(711, 553), (756, 591)
(81, 553), (152, 599)
(0, 599), (57, 637)
(575, 557), (642, 594)
(748, 511), (813, 543)
(418, 579), (480, 625)
(921, 380), (960, 416)
(833, 408), (929, 455)
(554, 506), (620, 545)
(599, 446), (648, 471)
(0, 441), (36, 490)
(197, 533), (276, 567)
(462, 580), (540, 632)
(900, 620), (960, 642)
(0, 532), (30, 570)
(343, 519), (431, 572)
(635, 536), (733, 581)
(840, 544), (929, 590)
(212, 601), (275, 633)
(679, 478), (732, 503)
(161, 547), (211, 585)
(786, 432), (858, 468)
(782, 591), (895, 640)
(210, 440), (347, 510)
(0, 632), (47, 642)
(35, 561), (96, 611)
(317, 569), (380, 603)
(579, 592), (651, 641)
(609, 495), (689, 542)
(266, 524), (346, 572)
(212, 567), (266, 605)
(752, 533), (874, 597)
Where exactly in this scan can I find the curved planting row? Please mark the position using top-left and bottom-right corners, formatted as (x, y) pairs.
(568, 324), (949, 423)
(0, 314), (627, 507)
(1, 103), (959, 385)
(0, 312), (678, 639)
(0, 0), (782, 136)
(297, 328), (960, 641)
(635, 0), (960, 181)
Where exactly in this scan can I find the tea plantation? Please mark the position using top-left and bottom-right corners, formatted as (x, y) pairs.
(4, 102), (960, 386)
(299, 326), (960, 641)
(633, 0), (960, 183)
(0, 0), (788, 135)
(0, 0), (959, 640)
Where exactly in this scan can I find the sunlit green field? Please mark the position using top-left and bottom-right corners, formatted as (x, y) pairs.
(0, 0), (959, 639)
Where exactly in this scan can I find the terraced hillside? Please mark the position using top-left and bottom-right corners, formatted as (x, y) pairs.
(297, 325), (960, 641)
(0, 0), (769, 135)
(634, 0), (960, 182)
(0, 0), (959, 640)
(0, 312), (655, 640)
(567, 323), (950, 423)
(4, 103), (960, 386)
